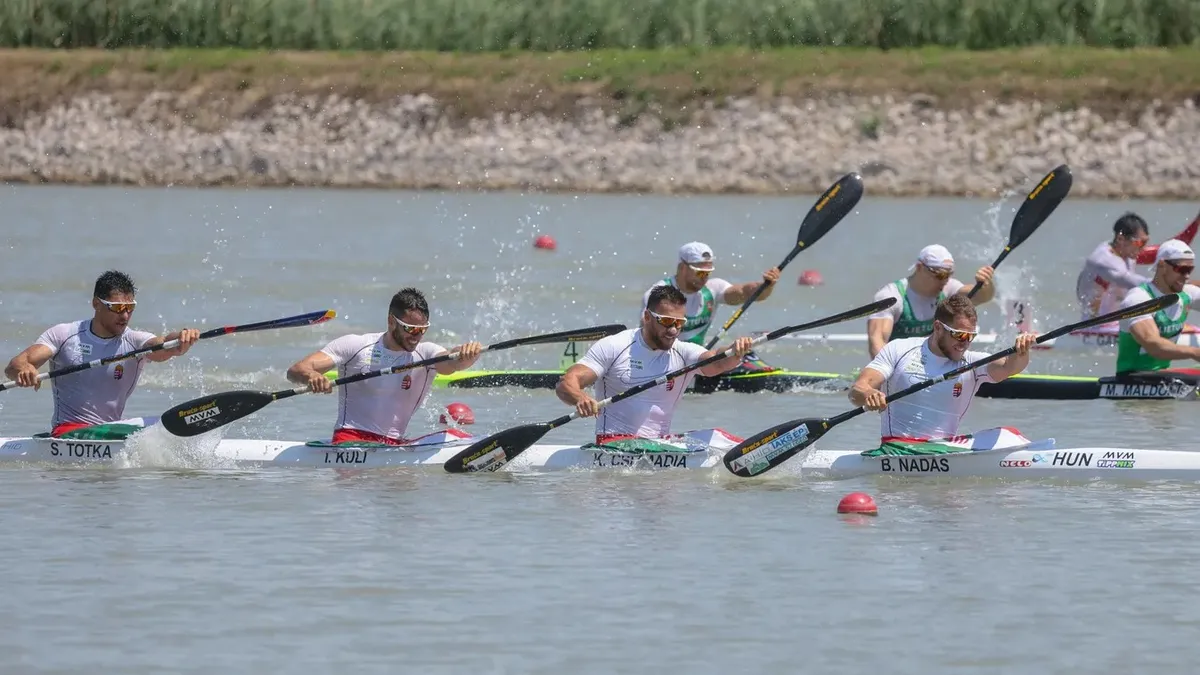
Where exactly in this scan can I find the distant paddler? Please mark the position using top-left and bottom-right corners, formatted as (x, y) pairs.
(1116, 239), (1200, 374)
(641, 241), (780, 374)
(1076, 211), (1199, 320)
(3, 270), (199, 439)
(851, 295), (1035, 442)
(560, 284), (753, 444)
(866, 245), (995, 358)
(286, 287), (483, 445)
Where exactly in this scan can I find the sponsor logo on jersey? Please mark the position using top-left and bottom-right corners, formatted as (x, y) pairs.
(113, 364), (124, 380)
(401, 375), (412, 390)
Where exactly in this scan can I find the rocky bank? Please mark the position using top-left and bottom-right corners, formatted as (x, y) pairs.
(2, 91), (1199, 197)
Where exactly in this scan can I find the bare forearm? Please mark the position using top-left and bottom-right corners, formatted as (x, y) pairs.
(556, 378), (588, 406)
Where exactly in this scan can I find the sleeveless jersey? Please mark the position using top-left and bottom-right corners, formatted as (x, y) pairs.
(1116, 283), (1200, 373)
(870, 278), (963, 341)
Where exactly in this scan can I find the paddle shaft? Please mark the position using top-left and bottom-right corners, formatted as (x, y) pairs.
(703, 246), (799, 350)
(0, 309), (335, 392)
(703, 173), (864, 350)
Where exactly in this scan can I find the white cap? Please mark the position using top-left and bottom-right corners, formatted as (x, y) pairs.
(679, 242), (715, 267)
(1156, 239), (1195, 263)
(914, 244), (955, 271)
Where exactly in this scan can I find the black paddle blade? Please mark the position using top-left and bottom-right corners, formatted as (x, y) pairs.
(722, 417), (831, 477)
(443, 422), (553, 473)
(796, 173), (864, 249)
(160, 390), (276, 437)
(1009, 164), (1072, 250)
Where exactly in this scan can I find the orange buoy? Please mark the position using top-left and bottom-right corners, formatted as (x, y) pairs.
(837, 492), (878, 515)
(797, 269), (823, 286)
(440, 402), (475, 425)
(533, 234), (557, 251)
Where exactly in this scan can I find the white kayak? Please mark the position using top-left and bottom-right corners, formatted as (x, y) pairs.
(3, 427), (1200, 481)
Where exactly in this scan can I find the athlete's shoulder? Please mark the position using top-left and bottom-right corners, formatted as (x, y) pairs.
(37, 320), (88, 344)
(1119, 285), (1153, 307)
(593, 328), (639, 350)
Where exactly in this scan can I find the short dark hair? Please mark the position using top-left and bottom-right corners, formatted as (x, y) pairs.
(389, 287), (429, 318)
(1113, 213), (1149, 239)
(934, 294), (977, 325)
(646, 284), (687, 312)
(94, 270), (136, 299)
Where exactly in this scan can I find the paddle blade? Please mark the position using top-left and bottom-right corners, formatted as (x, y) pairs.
(160, 390), (276, 437)
(722, 417), (831, 477)
(795, 173), (864, 250)
(444, 422), (554, 473)
(1009, 164), (1072, 250)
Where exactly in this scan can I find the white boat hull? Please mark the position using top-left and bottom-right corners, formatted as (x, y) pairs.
(4, 434), (1200, 481)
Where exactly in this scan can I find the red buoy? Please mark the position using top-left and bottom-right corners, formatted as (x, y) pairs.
(837, 492), (878, 515)
(533, 234), (557, 251)
(440, 402), (475, 425)
(797, 269), (823, 286)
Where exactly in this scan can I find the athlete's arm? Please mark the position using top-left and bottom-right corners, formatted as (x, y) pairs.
(1094, 256), (1150, 290)
(954, 267), (996, 305)
(143, 328), (201, 362)
(287, 351), (337, 394)
(1128, 320), (1200, 363)
(697, 337), (754, 377)
(5, 344), (54, 389)
(434, 341), (483, 375)
(849, 367), (888, 410)
(866, 318), (892, 359)
(986, 333), (1036, 382)
(556, 364), (602, 417)
(722, 267), (782, 305)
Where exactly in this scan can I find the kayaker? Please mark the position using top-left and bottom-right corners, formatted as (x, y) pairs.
(285, 287), (483, 445)
(1116, 239), (1200, 374)
(558, 284), (753, 443)
(866, 244), (995, 358)
(640, 241), (781, 375)
(1076, 211), (1199, 320)
(850, 294), (1036, 441)
(3, 270), (200, 439)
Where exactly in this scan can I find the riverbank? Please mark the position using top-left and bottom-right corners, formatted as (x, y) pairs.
(3, 48), (1200, 197)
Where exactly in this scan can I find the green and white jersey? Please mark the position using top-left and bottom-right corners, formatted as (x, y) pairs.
(1116, 282), (1200, 373)
(871, 277), (965, 340)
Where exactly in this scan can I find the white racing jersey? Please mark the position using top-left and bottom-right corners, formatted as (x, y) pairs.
(864, 336), (995, 440)
(576, 328), (708, 438)
(35, 320), (157, 427)
(320, 333), (445, 440)
(1076, 241), (1150, 319)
